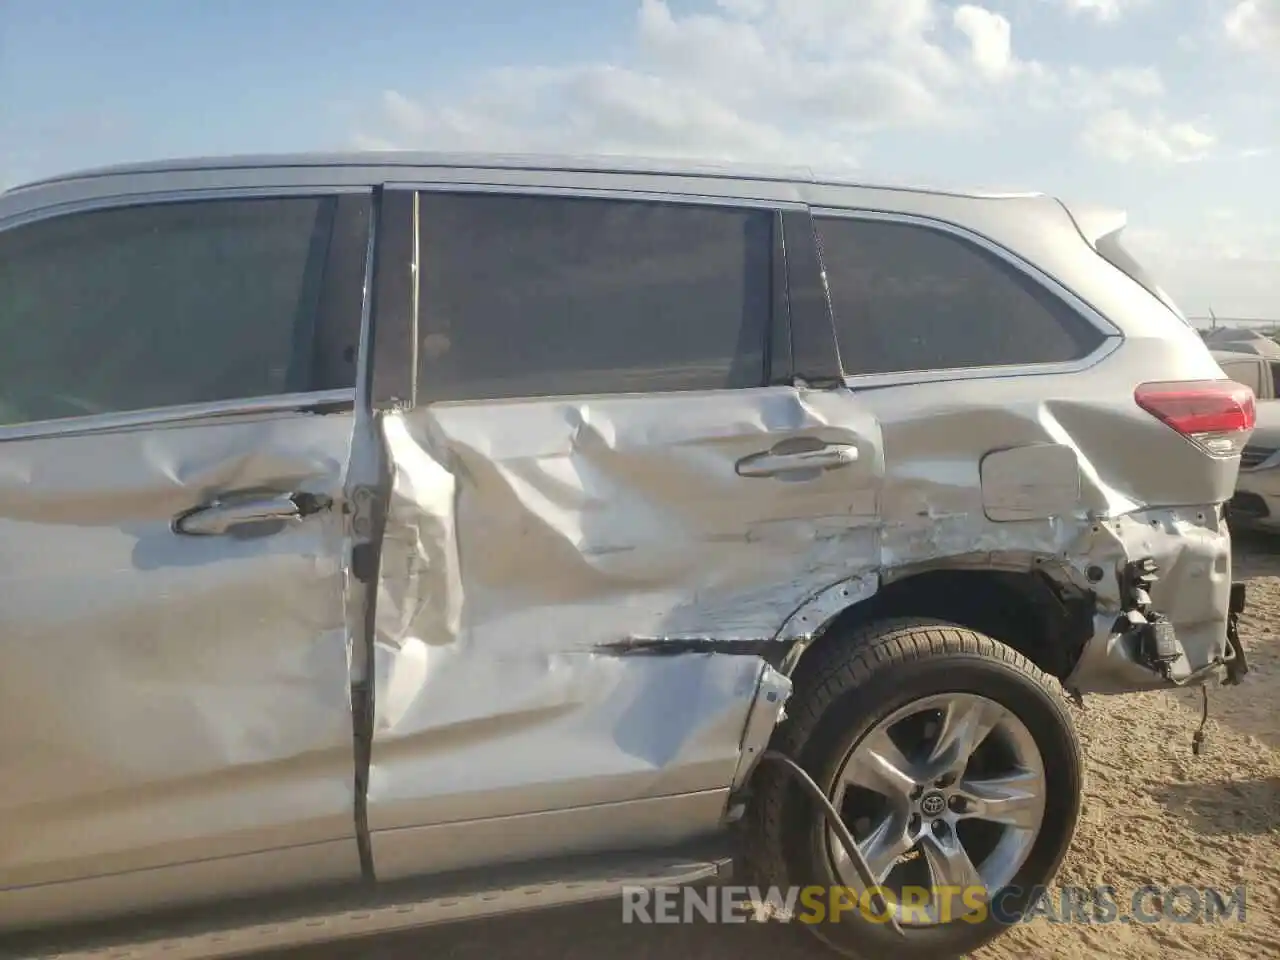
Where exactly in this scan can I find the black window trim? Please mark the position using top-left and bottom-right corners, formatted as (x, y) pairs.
(780, 208), (843, 388)
(393, 182), (800, 406)
(0, 185), (374, 442)
(369, 187), (418, 410)
(809, 207), (1123, 390)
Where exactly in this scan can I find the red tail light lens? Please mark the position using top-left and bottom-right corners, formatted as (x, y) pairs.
(1135, 380), (1256, 457)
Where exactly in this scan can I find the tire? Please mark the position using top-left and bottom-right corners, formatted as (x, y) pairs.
(740, 617), (1083, 960)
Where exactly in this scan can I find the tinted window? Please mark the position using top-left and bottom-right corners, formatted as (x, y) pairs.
(1220, 359), (1263, 394)
(814, 217), (1105, 376)
(416, 193), (772, 401)
(0, 195), (368, 426)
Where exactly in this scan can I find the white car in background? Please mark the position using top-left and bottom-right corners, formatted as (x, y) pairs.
(1214, 348), (1280, 532)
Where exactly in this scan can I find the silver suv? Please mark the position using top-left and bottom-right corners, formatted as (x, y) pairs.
(0, 154), (1254, 960)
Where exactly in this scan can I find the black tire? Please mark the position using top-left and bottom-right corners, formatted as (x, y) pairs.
(740, 617), (1083, 960)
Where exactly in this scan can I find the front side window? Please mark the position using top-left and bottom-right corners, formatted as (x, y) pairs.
(415, 192), (774, 401)
(814, 216), (1106, 377)
(0, 194), (367, 427)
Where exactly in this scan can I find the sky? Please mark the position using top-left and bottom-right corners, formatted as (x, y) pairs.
(1, 0), (1277, 319)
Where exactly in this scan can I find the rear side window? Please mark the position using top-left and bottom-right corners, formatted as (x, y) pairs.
(415, 192), (773, 401)
(814, 217), (1106, 377)
(0, 195), (369, 426)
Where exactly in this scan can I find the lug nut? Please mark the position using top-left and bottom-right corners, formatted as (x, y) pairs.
(931, 820), (949, 837)
(949, 796), (967, 813)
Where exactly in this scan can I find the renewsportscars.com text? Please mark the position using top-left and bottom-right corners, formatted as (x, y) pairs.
(620, 884), (1248, 926)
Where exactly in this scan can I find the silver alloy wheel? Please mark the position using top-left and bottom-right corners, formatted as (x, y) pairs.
(826, 692), (1048, 926)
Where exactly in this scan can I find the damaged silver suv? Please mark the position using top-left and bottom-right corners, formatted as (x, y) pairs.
(0, 154), (1253, 960)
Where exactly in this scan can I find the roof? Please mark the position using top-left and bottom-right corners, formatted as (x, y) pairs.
(4, 150), (1045, 202)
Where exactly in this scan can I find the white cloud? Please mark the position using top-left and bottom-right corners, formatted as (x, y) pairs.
(1127, 215), (1280, 317)
(1024, 65), (1165, 113)
(356, 0), (1182, 177)
(1059, 0), (1149, 21)
(953, 6), (1017, 81)
(355, 0), (1001, 169)
(1079, 108), (1215, 163)
(1225, 0), (1280, 52)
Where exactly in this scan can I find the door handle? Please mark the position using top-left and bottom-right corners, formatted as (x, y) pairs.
(735, 442), (859, 478)
(173, 493), (329, 537)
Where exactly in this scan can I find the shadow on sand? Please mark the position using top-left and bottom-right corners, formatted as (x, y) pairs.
(1153, 775), (1280, 837)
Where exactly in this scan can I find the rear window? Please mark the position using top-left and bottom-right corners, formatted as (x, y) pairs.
(814, 216), (1105, 377)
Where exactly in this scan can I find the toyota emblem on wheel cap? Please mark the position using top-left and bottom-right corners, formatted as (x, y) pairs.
(920, 791), (947, 817)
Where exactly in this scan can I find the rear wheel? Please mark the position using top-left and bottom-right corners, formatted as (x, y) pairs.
(742, 618), (1083, 959)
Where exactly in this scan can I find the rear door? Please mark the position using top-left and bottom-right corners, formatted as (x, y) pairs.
(362, 183), (886, 878)
(0, 188), (371, 924)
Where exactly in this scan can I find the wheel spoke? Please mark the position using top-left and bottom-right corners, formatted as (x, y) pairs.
(924, 696), (1005, 779)
(854, 814), (916, 885)
(841, 728), (922, 802)
(919, 829), (984, 892)
(956, 768), (1045, 830)
(825, 686), (1053, 925)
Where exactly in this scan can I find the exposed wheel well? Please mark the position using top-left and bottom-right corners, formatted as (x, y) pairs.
(789, 568), (1095, 688)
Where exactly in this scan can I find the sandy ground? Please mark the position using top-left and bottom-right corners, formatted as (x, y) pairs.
(274, 535), (1280, 960)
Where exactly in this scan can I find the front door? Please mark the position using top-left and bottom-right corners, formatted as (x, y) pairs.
(0, 188), (372, 925)
(363, 183), (886, 878)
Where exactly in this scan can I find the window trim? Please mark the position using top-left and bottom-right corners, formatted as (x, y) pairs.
(0, 186), (375, 440)
(781, 208), (843, 387)
(810, 207), (1122, 390)
(401, 183), (794, 405)
(0, 389), (355, 443)
(368, 188), (418, 410)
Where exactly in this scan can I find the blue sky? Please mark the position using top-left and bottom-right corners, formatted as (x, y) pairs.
(2, 0), (1278, 317)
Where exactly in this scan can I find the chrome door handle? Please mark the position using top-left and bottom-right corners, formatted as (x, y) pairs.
(173, 493), (328, 537)
(735, 443), (859, 478)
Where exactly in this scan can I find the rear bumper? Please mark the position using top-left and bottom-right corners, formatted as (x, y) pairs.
(1065, 506), (1244, 695)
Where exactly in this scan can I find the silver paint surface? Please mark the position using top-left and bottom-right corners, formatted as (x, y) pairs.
(366, 389), (882, 841)
(0, 409), (359, 912)
(0, 152), (1247, 936)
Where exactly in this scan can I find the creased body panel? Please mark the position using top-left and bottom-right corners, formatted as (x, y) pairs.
(1065, 506), (1232, 693)
(0, 411), (358, 902)
(858, 335), (1236, 693)
(367, 388), (882, 856)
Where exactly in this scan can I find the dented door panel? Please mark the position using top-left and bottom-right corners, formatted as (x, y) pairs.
(366, 387), (884, 845)
(362, 184), (1242, 878)
(0, 409), (360, 907)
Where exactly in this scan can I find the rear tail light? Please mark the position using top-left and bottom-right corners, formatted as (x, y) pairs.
(1135, 380), (1256, 458)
